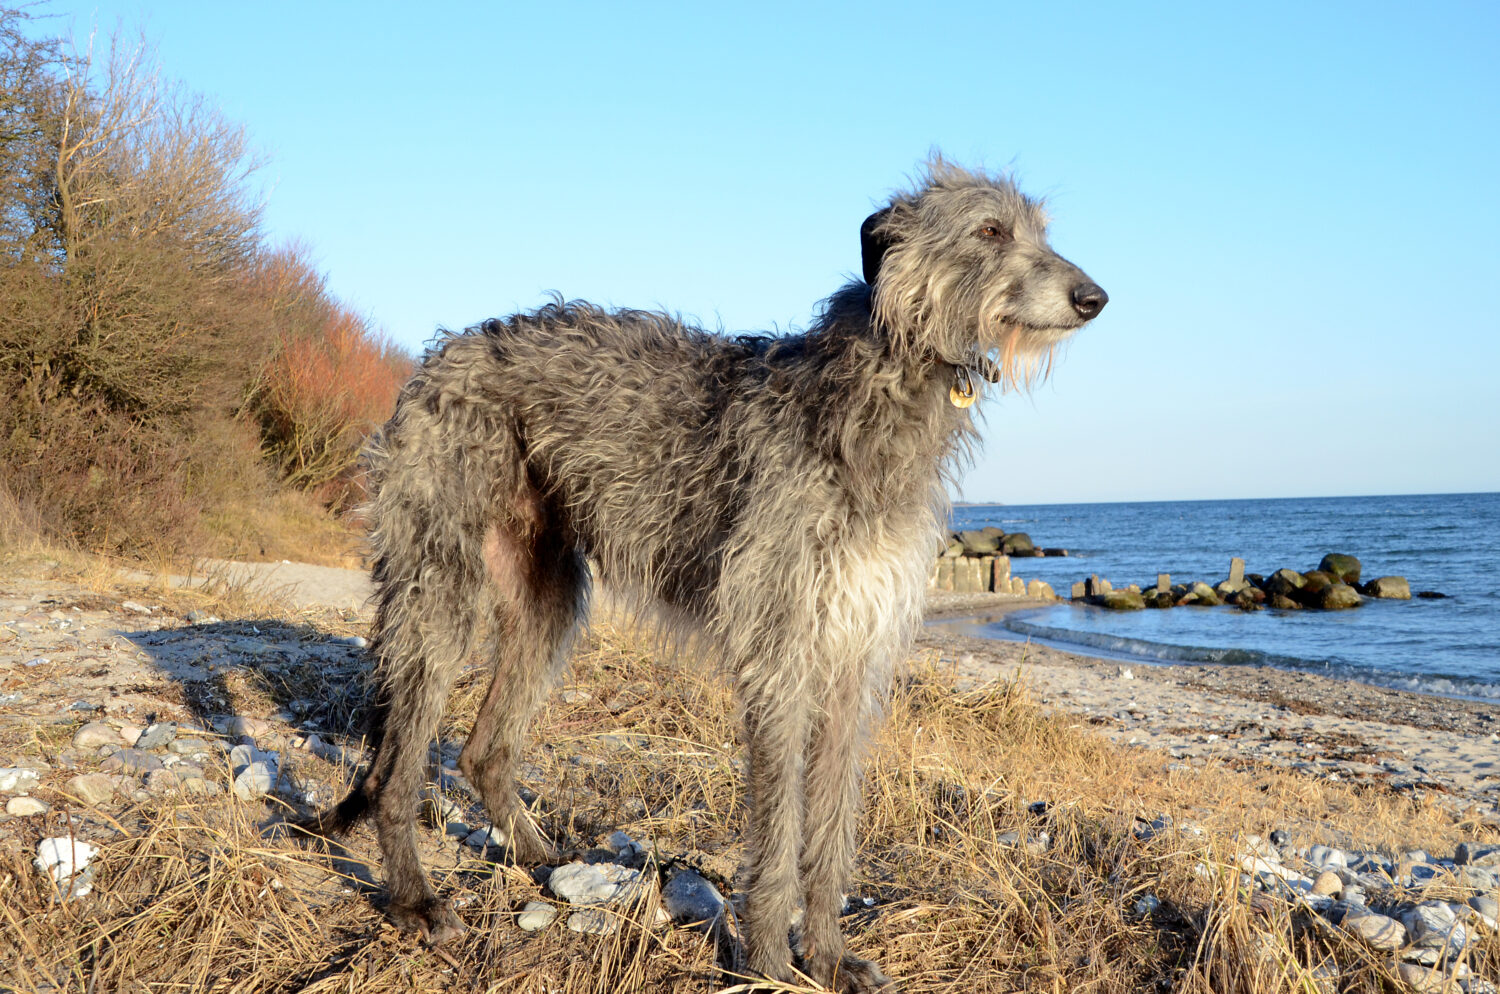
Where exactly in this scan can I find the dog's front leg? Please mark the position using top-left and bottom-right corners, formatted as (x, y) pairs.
(738, 680), (812, 984)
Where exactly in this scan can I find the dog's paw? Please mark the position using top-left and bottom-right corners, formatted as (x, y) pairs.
(818, 954), (896, 994)
(389, 896), (466, 947)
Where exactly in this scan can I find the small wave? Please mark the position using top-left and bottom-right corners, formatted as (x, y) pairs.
(1001, 618), (1500, 702)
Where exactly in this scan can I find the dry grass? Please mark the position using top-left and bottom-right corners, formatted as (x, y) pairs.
(1, 599), (1495, 993)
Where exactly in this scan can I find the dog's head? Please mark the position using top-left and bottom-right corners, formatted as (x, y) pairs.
(862, 159), (1106, 389)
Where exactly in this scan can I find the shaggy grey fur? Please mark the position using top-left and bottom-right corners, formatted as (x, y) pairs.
(294, 159), (1105, 993)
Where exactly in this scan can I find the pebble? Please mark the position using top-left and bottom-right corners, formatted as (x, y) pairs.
(144, 769), (181, 794)
(548, 861), (644, 906)
(168, 738), (215, 757)
(1311, 870), (1342, 896)
(1468, 894), (1498, 928)
(232, 761), (275, 800)
(100, 749), (163, 775)
(1403, 902), (1469, 957)
(6, 796), (49, 816)
(66, 773), (116, 805)
(133, 722), (177, 750)
(464, 825), (509, 850)
(0, 767), (40, 792)
(661, 869), (726, 925)
(1456, 842), (1500, 867)
(34, 837), (98, 899)
(566, 907), (618, 935)
(1344, 911), (1405, 951)
(72, 722), (122, 750)
(516, 900), (557, 931)
(1397, 962), (1461, 993)
(219, 715), (273, 738)
(1308, 844), (1348, 869)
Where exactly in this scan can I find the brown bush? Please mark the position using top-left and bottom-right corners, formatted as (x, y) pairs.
(249, 247), (412, 510)
(0, 11), (409, 554)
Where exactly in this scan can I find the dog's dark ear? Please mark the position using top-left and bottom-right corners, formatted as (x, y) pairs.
(860, 207), (895, 286)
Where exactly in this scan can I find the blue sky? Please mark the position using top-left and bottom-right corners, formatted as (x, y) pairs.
(31, 1), (1500, 503)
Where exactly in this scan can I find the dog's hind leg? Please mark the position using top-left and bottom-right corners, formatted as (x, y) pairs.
(361, 510), (489, 944)
(458, 509), (588, 864)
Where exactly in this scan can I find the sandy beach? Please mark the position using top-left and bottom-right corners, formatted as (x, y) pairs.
(921, 592), (1500, 822)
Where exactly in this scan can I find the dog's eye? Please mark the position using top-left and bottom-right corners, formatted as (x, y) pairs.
(976, 224), (1011, 241)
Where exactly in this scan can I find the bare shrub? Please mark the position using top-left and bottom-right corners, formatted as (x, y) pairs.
(248, 247), (412, 509)
(0, 12), (407, 553)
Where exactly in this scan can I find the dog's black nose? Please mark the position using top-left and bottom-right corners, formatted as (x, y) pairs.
(1070, 282), (1108, 319)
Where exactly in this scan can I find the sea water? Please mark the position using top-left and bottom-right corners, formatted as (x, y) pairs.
(942, 493), (1500, 701)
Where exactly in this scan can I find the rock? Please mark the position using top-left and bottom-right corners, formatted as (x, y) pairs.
(0, 767), (40, 792)
(1268, 593), (1301, 610)
(1467, 894), (1498, 924)
(1215, 579), (1248, 598)
(219, 715), (273, 738)
(72, 722), (122, 750)
(991, 554), (1011, 591)
(1145, 589), (1176, 608)
(6, 796), (49, 816)
(1311, 870), (1342, 896)
(232, 761), (275, 800)
(1397, 962), (1461, 993)
(1295, 571), (1334, 606)
(957, 529), (1001, 555)
(1344, 911), (1406, 951)
(1317, 582), (1362, 610)
(1009, 576), (1025, 595)
(67, 772), (116, 805)
(100, 749), (163, 775)
(548, 861), (644, 906)
(1455, 842), (1500, 867)
(168, 738), (215, 757)
(1364, 575), (1411, 599)
(144, 769), (181, 794)
(1403, 902), (1469, 957)
(941, 539), (964, 559)
(1186, 582), (1221, 606)
(1041, 548), (1068, 557)
(1001, 532), (1035, 556)
(516, 900), (557, 931)
(1308, 845), (1348, 869)
(661, 869), (726, 925)
(566, 907), (618, 935)
(35, 837), (99, 899)
(1265, 568), (1307, 597)
(1099, 589), (1145, 610)
(1318, 553), (1362, 585)
(464, 825), (510, 849)
(133, 723), (177, 751)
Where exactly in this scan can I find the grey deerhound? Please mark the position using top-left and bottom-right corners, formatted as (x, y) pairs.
(295, 160), (1105, 992)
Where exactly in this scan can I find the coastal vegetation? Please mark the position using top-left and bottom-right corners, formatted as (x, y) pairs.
(0, 7), (408, 562)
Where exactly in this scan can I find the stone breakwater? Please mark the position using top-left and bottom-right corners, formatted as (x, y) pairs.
(1068, 552), (1435, 612)
(929, 527), (1067, 599)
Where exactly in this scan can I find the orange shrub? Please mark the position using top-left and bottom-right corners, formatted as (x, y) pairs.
(253, 262), (413, 510)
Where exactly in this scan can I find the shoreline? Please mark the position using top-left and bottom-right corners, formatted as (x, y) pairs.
(920, 592), (1500, 820)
